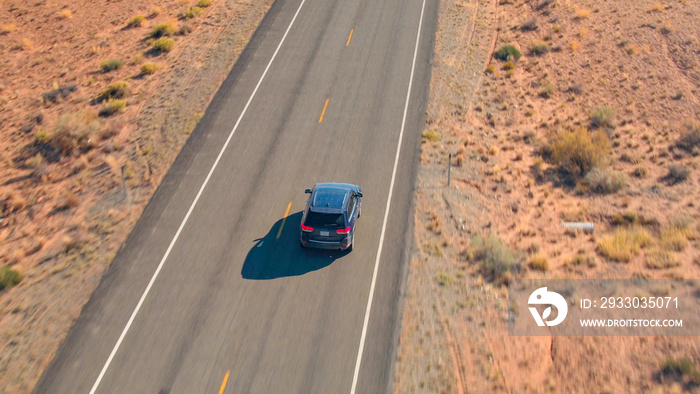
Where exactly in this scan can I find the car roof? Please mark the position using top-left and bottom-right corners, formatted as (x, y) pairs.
(310, 187), (349, 211)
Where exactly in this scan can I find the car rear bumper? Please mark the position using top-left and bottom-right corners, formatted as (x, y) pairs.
(300, 235), (351, 250)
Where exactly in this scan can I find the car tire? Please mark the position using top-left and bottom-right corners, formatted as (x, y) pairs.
(348, 238), (354, 252)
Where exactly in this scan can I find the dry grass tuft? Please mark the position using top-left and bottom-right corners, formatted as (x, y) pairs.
(666, 165), (690, 184)
(100, 81), (130, 100)
(590, 105), (616, 129)
(597, 227), (652, 262)
(0, 266), (24, 291)
(141, 62), (159, 75)
(530, 41), (550, 56)
(427, 210), (443, 234)
(126, 15), (145, 28)
(57, 9), (72, 19)
(151, 21), (177, 38)
(468, 234), (522, 283)
(645, 249), (680, 269)
(677, 120), (700, 153)
(152, 37), (176, 52)
(659, 227), (689, 251)
(100, 59), (124, 73)
(422, 129), (440, 142)
(184, 6), (203, 18)
(528, 255), (549, 271)
(647, 3), (666, 12)
(0, 24), (16, 34)
(545, 127), (610, 178)
(493, 45), (522, 61)
(99, 99), (127, 117)
(574, 8), (591, 19)
(660, 358), (700, 385)
(581, 168), (627, 194)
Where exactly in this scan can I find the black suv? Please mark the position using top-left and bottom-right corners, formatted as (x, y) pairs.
(300, 183), (362, 251)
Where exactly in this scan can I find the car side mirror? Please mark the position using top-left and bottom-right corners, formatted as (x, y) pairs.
(305, 188), (312, 194)
(356, 192), (363, 198)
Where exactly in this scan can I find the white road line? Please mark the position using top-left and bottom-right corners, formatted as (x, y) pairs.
(88, 0), (309, 392)
(349, 0), (427, 392)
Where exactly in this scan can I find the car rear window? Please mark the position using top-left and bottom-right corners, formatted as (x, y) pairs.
(311, 189), (347, 209)
(305, 211), (345, 228)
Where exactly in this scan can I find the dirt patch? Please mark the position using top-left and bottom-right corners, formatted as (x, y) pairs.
(0, 0), (273, 391)
(397, 0), (700, 392)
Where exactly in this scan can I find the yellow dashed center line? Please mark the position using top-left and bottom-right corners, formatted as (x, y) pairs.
(218, 371), (230, 394)
(319, 99), (329, 123)
(276, 201), (293, 239)
(346, 29), (354, 46)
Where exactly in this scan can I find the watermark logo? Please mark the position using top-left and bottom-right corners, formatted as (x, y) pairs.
(528, 287), (568, 327)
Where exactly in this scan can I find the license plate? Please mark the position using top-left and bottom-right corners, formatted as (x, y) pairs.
(320, 231), (330, 237)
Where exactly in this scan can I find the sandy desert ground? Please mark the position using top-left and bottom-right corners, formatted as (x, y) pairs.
(396, 0), (700, 392)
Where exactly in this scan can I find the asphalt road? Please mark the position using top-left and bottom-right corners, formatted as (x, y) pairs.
(35, 0), (437, 391)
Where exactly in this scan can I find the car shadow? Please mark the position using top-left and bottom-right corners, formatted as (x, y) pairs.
(241, 211), (350, 280)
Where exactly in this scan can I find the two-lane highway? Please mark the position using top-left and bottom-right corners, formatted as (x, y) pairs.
(35, 0), (437, 391)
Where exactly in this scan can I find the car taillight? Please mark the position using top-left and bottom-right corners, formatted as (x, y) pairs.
(336, 226), (351, 234)
(301, 224), (313, 232)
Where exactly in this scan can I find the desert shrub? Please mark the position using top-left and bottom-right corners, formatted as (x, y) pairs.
(422, 129), (440, 142)
(546, 127), (610, 178)
(99, 99), (127, 117)
(632, 166), (647, 178)
(469, 234), (521, 282)
(42, 84), (77, 105)
(590, 105), (616, 129)
(185, 6), (203, 18)
(152, 37), (176, 52)
(100, 81), (130, 100)
(574, 8), (591, 19)
(485, 64), (496, 74)
(100, 59), (124, 72)
(178, 24), (193, 35)
(34, 129), (50, 144)
(502, 61), (515, 70)
(48, 113), (101, 155)
(528, 255), (549, 271)
(568, 83), (583, 94)
(677, 120), (700, 152)
(570, 253), (595, 268)
(581, 168), (627, 194)
(539, 82), (553, 98)
(198, 0), (212, 6)
(660, 227), (689, 251)
(141, 62), (159, 75)
(530, 41), (550, 55)
(24, 153), (43, 168)
(521, 17), (538, 31)
(126, 15), (145, 28)
(660, 358), (700, 385)
(645, 249), (680, 269)
(0, 266), (23, 291)
(611, 211), (641, 226)
(494, 45), (521, 61)
(667, 165), (690, 184)
(151, 22), (176, 38)
(597, 227), (652, 262)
